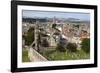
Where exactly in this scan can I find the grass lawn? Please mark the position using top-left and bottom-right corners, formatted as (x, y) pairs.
(22, 49), (30, 62)
(41, 48), (90, 61)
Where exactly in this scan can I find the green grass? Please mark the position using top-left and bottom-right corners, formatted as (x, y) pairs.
(22, 49), (30, 62)
(41, 48), (90, 61)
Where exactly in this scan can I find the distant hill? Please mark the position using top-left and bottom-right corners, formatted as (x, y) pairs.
(22, 18), (48, 23)
(22, 17), (90, 24)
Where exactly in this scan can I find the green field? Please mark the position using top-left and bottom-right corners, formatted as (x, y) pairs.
(40, 48), (90, 61)
(22, 49), (30, 62)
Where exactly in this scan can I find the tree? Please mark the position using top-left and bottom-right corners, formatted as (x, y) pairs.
(56, 43), (66, 52)
(81, 38), (90, 53)
(52, 23), (57, 28)
(66, 43), (77, 52)
(74, 24), (79, 29)
(56, 37), (68, 52)
(41, 39), (49, 47)
(25, 27), (35, 45)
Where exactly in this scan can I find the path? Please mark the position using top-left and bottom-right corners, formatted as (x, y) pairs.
(28, 47), (47, 62)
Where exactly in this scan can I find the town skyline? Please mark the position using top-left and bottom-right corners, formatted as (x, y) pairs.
(22, 10), (90, 21)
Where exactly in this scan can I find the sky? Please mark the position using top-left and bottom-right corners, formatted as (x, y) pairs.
(22, 10), (90, 21)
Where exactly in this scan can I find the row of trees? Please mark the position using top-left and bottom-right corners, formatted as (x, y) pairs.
(56, 38), (90, 53)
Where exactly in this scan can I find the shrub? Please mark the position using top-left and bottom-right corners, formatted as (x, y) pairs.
(56, 44), (66, 52)
(66, 43), (77, 52)
(81, 38), (90, 53)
